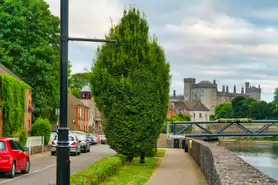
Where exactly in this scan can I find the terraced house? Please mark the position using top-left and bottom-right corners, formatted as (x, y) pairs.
(68, 93), (90, 132)
(0, 64), (33, 136)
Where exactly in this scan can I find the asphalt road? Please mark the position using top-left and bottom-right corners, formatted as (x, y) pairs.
(0, 144), (116, 185)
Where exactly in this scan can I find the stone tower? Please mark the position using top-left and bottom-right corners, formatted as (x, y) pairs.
(245, 82), (261, 101)
(183, 78), (196, 101)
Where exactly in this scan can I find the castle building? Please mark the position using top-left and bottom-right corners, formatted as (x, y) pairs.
(171, 78), (261, 115)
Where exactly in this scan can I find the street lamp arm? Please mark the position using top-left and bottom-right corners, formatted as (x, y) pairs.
(68, 37), (117, 43)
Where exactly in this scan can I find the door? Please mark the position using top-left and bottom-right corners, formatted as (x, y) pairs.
(9, 140), (25, 170)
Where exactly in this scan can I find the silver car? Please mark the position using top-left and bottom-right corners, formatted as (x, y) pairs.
(51, 134), (81, 156)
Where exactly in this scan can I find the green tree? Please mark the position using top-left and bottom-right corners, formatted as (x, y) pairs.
(215, 102), (234, 119)
(90, 8), (170, 162)
(250, 101), (272, 120)
(0, 0), (60, 122)
(232, 96), (256, 118)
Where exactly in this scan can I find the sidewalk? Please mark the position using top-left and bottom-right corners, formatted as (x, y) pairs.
(30, 151), (51, 160)
(147, 148), (207, 185)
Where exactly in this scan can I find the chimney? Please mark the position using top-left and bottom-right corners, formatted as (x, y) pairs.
(226, 85), (229, 93)
(258, 84), (260, 89)
(241, 87), (244, 94)
(222, 85), (225, 92)
(173, 90), (176, 97)
(213, 79), (216, 84)
(233, 85), (236, 94)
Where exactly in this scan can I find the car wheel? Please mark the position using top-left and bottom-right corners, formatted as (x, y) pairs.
(51, 151), (55, 156)
(6, 162), (16, 178)
(21, 159), (30, 174)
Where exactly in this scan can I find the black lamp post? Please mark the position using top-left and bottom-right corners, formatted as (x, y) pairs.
(56, 0), (116, 185)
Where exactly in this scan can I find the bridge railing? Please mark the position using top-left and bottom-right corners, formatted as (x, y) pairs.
(172, 120), (278, 137)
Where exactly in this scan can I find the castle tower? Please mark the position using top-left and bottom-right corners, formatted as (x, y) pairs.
(233, 85), (236, 94)
(183, 78), (195, 101)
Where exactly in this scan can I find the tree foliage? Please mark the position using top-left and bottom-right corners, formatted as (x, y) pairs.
(215, 102), (234, 119)
(0, 0), (60, 122)
(216, 95), (278, 120)
(90, 8), (170, 158)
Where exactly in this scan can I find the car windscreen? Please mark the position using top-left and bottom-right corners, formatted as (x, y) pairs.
(54, 136), (75, 141)
(0, 141), (6, 150)
(76, 134), (86, 141)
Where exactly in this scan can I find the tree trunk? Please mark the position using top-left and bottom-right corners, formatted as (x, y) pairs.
(139, 152), (146, 164)
(126, 155), (134, 164)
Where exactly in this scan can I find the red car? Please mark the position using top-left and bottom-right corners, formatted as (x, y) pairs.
(0, 138), (30, 178)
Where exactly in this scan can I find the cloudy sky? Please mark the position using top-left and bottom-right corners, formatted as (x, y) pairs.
(46, 0), (278, 102)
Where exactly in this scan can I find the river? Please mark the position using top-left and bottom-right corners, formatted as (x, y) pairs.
(218, 142), (278, 181)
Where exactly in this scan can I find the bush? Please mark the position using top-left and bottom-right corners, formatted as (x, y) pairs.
(12, 130), (28, 147)
(70, 154), (126, 185)
(30, 118), (52, 145)
(146, 148), (157, 157)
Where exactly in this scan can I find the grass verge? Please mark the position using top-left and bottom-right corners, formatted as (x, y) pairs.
(100, 157), (160, 185)
(156, 149), (166, 157)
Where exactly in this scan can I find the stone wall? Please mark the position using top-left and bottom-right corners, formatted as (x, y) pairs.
(185, 138), (278, 185)
(28, 145), (51, 155)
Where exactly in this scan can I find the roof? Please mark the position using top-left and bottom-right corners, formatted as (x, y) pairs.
(172, 101), (189, 110)
(80, 99), (92, 108)
(81, 86), (91, 92)
(68, 94), (89, 108)
(0, 64), (30, 87)
(197, 81), (212, 85)
(184, 101), (210, 112)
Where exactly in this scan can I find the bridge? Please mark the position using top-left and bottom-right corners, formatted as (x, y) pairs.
(172, 120), (278, 137)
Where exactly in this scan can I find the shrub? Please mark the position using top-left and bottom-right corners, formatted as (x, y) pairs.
(146, 147), (157, 157)
(70, 155), (125, 185)
(30, 118), (52, 145)
(12, 130), (28, 147)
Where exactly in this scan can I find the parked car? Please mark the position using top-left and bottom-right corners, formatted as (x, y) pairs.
(51, 134), (81, 156)
(70, 131), (86, 135)
(0, 138), (30, 178)
(88, 134), (98, 145)
(74, 134), (90, 153)
(99, 135), (107, 144)
(93, 134), (101, 143)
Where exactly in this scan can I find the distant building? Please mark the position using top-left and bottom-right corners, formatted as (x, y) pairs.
(80, 86), (104, 134)
(171, 78), (261, 115)
(169, 100), (210, 122)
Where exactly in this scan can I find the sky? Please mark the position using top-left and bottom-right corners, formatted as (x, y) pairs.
(45, 0), (278, 102)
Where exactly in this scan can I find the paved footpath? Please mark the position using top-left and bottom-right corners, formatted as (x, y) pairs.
(147, 148), (207, 185)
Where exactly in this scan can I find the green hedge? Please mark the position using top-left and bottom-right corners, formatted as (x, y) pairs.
(30, 118), (52, 145)
(71, 154), (126, 185)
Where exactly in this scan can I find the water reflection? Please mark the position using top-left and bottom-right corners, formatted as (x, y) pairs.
(219, 142), (278, 181)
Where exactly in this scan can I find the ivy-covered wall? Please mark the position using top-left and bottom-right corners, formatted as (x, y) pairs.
(0, 74), (30, 137)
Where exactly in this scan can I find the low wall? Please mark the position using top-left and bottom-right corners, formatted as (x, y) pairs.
(28, 145), (51, 155)
(185, 138), (278, 185)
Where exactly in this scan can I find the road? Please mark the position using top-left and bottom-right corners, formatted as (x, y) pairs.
(0, 144), (116, 185)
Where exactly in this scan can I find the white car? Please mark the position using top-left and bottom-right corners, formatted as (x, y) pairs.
(51, 134), (81, 156)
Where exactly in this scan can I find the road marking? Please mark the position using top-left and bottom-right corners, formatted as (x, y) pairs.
(0, 151), (94, 184)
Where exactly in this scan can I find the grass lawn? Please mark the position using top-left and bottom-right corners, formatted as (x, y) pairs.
(156, 149), (166, 157)
(100, 157), (160, 185)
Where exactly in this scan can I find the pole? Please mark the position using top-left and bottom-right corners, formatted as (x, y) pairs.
(56, 0), (70, 184)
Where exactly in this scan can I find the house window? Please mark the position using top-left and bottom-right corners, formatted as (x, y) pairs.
(193, 113), (195, 118)
(199, 113), (202, 118)
(79, 108), (82, 119)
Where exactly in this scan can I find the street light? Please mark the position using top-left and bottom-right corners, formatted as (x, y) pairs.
(57, 0), (116, 185)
